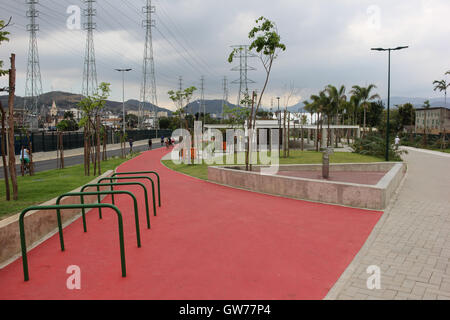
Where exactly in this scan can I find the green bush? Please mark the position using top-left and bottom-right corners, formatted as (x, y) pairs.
(351, 133), (406, 161)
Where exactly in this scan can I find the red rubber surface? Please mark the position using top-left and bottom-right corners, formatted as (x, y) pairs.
(0, 148), (382, 300)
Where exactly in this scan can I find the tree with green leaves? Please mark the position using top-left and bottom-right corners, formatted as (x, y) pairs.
(78, 82), (111, 176)
(168, 86), (197, 131)
(325, 85), (346, 146)
(228, 17), (286, 170)
(0, 18), (11, 77)
(433, 79), (449, 108)
(350, 84), (380, 136)
(0, 18), (13, 200)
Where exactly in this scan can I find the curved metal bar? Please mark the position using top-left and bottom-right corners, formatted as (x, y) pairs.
(82, 182), (151, 230)
(19, 203), (126, 282)
(99, 177), (157, 218)
(56, 191), (141, 248)
(113, 171), (161, 207)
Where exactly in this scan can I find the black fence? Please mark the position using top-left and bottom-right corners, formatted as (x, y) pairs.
(0, 129), (173, 156)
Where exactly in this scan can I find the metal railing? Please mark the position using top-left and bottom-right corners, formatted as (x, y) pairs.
(19, 204), (127, 281)
(99, 176), (157, 217)
(82, 182), (151, 229)
(56, 191), (142, 248)
(112, 171), (161, 207)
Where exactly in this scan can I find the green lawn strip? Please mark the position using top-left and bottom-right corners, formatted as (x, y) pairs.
(162, 151), (383, 181)
(0, 153), (141, 219)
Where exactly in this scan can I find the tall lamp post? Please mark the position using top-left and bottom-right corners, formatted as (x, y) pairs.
(371, 46), (408, 161)
(115, 68), (132, 134)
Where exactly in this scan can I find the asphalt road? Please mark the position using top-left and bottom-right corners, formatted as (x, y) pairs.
(0, 143), (167, 179)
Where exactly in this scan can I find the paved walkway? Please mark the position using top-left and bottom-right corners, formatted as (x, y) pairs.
(0, 148), (381, 299)
(326, 147), (450, 300)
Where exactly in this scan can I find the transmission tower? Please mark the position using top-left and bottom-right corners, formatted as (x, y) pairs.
(230, 45), (256, 107)
(222, 76), (228, 119)
(24, 0), (43, 129)
(139, 0), (158, 130)
(200, 76), (205, 120)
(82, 0), (98, 97)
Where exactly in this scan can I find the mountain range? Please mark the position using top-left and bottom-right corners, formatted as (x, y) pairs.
(0, 91), (173, 115)
(1, 92), (447, 116)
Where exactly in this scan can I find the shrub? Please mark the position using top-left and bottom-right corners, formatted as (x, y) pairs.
(351, 133), (407, 161)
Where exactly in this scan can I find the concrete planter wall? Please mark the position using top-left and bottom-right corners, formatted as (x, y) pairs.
(208, 163), (406, 211)
(0, 170), (115, 268)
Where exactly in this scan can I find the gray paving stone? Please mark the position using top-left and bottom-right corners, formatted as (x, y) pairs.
(325, 148), (450, 300)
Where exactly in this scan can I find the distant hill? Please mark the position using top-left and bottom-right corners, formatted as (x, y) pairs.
(184, 99), (239, 116)
(0, 91), (173, 115)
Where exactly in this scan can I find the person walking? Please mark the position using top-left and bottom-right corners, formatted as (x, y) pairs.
(148, 138), (153, 150)
(129, 138), (134, 153)
(161, 136), (164, 146)
(394, 136), (400, 150)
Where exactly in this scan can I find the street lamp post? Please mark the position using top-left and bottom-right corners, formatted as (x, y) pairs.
(115, 68), (132, 135)
(371, 46), (408, 161)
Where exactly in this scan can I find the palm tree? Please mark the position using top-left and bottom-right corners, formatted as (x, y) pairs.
(326, 85), (346, 146)
(350, 85), (380, 136)
(432, 79), (449, 107)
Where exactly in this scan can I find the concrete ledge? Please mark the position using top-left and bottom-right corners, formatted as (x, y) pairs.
(208, 162), (406, 210)
(0, 170), (115, 268)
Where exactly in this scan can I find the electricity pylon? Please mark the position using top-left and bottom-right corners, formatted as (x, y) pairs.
(139, 0), (158, 130)
(230, 45), (256, 107)
(82, 0), (98, 97)
(24, 0), (43, 129)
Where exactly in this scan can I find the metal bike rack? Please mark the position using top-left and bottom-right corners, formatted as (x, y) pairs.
(82, 182), (151, 229)
(19, 204), (127, 281)
(56, 191), (142, 248)
(112, 171), (161, 207)
(99, 176), (157, 217)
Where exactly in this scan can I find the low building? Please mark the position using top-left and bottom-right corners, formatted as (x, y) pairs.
(415, 107), (450, 134)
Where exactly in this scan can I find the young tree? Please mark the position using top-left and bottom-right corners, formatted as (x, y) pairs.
(7, 54), (18, 199)
(0, 18), (11, 200)
(78, 82), (111, 176)
(228, 16), (286, 170)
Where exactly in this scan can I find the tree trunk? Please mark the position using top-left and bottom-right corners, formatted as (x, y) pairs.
(246, 92), (256, 171)
(60, 133), (64, 169)
(102, 127), (107, 161)
(7, 54), (18, 200)
(0, 102), (11, 200)
(96, 115), (101, 175)
(84, 130), (88, 175)
(363, 106), (367, 137)
(301, 126), (304, 151)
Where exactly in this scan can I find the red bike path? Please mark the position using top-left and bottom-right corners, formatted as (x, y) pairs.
(0, 148), (382, 300)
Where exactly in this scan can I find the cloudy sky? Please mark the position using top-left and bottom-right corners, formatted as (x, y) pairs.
(0, 0), (449, 111)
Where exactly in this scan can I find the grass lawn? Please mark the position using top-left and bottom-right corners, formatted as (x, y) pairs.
(0, 153), (140, 220)
(162, 150), (384, 181)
